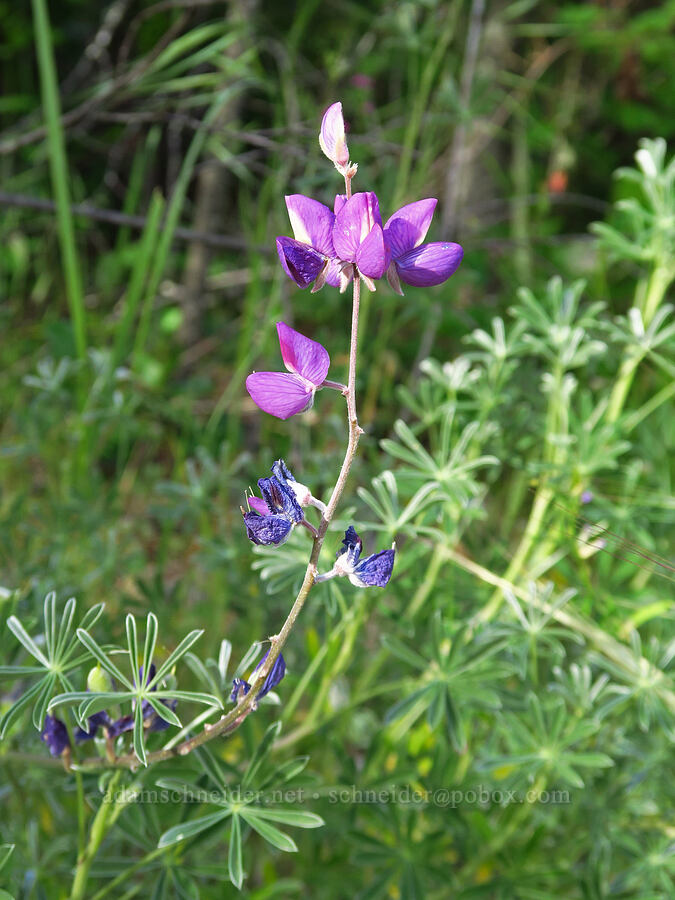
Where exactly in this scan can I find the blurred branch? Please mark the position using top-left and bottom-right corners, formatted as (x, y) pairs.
(0, 190), (270, 253)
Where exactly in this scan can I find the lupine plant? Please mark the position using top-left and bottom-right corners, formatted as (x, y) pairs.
(1, 102), (464, 896)
(2, 108), (675, 898)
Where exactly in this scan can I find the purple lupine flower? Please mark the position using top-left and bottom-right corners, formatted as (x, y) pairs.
(320, 526), (395, 587)
(581, 490), (594, 505)
(276, 195), (342, 291)
(246, 322), (330, 419)
(383, 199), (463, 292)
(40, 715), (70, 756)
(230, 650), (286, 703)
(332, 191), (390, 285)
(319, 102), (350, 173)
(242, 473), (304, 546)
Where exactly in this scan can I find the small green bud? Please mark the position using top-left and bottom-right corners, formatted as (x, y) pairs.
(87, 665), (113, 693)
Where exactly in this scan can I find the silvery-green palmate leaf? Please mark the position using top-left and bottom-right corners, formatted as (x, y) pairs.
(0, 593), (104, 735)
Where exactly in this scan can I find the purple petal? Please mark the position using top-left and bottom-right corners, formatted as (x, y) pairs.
(108, 715), (134, 737)
(276, 237), (326, 288)
(352, 549), (395, 587)
(319, 102), (349, 168)
(246, 371), (315, 419)
(334, 194), (347, 216)
(285, 195), (335, 257)
(384, 198), (437, 259)
(243, 511), (293, 546)
(332, 192), (382, 262)
(277, 322), (330, 386)
(230, 677), (251, 702)
(356, 224), (389, 279)
(323, 258), (342, 288)
(339, 526), (362, 567)
(247, 496), (270, 516)
(40, 715), (70, 756)
(395, 242), (464, 287)
(258, 476), (304, 523)
(253, 650), (286, 699)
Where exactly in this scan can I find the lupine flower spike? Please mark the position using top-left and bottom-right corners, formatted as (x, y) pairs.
(231, 649), (286, 705)
(315, 526), (395, 587)
(246, 322), (330, 419)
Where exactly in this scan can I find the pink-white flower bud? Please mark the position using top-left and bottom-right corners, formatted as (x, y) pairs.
(319, 102), (350, 172)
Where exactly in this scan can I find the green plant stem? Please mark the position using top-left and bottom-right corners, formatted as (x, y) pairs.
(75, 769), (86, 858)
(31, 0), (87, 366)
(476, 362), (565, 624)
(606, 262), (673, 424)
(89, 846), (169, 900)
(70, 772), (125, 900)
(73, 271), (364, 773)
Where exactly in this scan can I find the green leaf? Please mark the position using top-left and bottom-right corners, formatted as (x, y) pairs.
(235, 641), (262, 678)
(243, 720), (282, 787)
(0, 678), (47, 738)
(43, 591), (56, 659)
(146, 696), (182, 729)
(0, 843), (15, 873)
(158, 809), (231, 847)
(126, 614), (140, 685)
(247, 807), (324, 829)
(151, 630), (204, 685)
(385, 685), (435, 725)
(133, 703), (148, 767)
(158, 690), (222, 708)
(7, 616), (49, 667)
(77, 602), (105, 635)
(240, 811), (297, 852)
(380, 636), (428, 671)
(31, 673), (55, 730)
(228, 814), (244, 889)
(142, 612), (159, 684)
(54, 596), (76, 660)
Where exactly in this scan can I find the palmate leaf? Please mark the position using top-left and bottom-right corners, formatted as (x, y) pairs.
(156, 723), (323, 890)
(45, 614), (220, 763)
(1, 594), (104, 733)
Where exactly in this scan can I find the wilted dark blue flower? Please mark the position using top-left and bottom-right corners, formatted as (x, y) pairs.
(316, 526), (395, 587)
(75, 710), (111, 743)
(243, 472), (305, 546)
(230, 650), (286, 704)
(40, 715), (70, 756)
